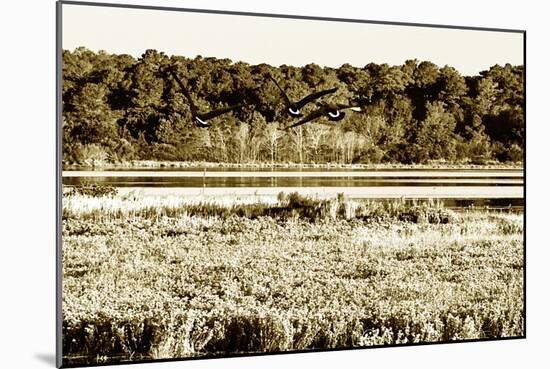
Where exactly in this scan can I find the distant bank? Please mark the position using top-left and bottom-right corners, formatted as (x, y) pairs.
(63, 160), (524, 171)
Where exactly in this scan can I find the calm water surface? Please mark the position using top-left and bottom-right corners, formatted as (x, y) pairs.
(62, 168), (524, 209)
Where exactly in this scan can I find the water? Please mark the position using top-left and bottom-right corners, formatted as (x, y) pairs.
(63, 176), (522, 187)
(62, 168), (524, 209)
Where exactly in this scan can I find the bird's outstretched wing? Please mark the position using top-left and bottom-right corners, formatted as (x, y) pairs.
(198, 104), (242, 121)
(294, 87), (338, 109)
(168, 68), (199, 115)
(267, 74), (292, 106)
(336, 103), (362, 112)
(284, 108), (326, 129)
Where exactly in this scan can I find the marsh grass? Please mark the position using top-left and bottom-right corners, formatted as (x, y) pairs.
(62, 191), (524, 364)
(63, 190), (457, 224)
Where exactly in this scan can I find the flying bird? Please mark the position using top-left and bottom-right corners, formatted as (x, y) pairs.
(167, 67), (242, 128)
(284, 102), (362, 130)
(267, 74), (338, 118)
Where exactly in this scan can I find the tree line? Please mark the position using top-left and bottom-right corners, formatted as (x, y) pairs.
(62, 47), (524, 166)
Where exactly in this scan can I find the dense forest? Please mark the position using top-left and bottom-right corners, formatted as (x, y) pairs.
(62, 47), (524, 166)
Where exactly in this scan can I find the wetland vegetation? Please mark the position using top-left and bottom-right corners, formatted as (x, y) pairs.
(62, 190), (524, 365)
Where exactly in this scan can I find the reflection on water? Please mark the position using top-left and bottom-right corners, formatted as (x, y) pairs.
(63, 176), (522, 188)
(62, 169), (524, 210)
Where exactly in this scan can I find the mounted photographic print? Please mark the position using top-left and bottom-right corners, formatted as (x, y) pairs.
(56, 1), (525, 367)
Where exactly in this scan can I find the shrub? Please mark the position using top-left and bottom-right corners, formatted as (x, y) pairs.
(65, 184), (118, 198)
(398, 205), (458, 224)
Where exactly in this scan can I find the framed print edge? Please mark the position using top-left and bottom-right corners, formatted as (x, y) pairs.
(56, 1), (526, 367)
(56, 1), (63, 368)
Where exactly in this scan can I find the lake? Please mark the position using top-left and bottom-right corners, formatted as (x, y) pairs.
(62, 168), (524, 209)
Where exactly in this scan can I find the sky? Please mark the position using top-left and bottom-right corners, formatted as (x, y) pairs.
(61, 3), (524, 76)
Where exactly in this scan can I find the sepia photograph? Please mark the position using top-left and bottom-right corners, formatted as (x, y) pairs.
(58, 1), (525, 367)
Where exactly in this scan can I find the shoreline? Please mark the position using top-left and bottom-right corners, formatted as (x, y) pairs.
(63, 160), (524, 171)
(73, 185), (524, 199)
